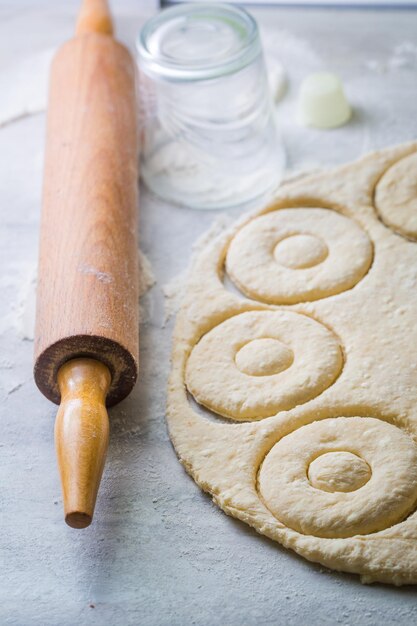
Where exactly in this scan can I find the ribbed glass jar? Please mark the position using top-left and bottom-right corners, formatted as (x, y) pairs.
(137, 3), (285, 210)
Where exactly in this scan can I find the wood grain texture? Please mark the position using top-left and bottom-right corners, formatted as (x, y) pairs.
(34, 33), (139, 406)
(55, 358), (111, 529)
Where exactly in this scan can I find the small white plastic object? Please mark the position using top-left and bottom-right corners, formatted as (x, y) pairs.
(297, 72), (351, 129)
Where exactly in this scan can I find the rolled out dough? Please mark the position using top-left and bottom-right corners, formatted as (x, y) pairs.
(167, 142), (417, 586)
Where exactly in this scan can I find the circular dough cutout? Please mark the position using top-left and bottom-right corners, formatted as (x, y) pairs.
(226, 208), (373, 304)
(235, 338), (294, 376)
(274, 234), (328, 269)
(258, 417), (417, 538)
(186, 310), (343, 421)
(308, 451), (371, 493)
(374, 152), (417, 240)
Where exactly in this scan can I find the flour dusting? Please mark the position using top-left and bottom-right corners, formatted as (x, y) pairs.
(138, 248), (156, 325)
(261, 27), (322, 82)
(0, 47), (55, 128)
(79, 264), (113, 283)
(282, 166), (324, 186)
(266, 61), (287, 103)
(15, 267), (37, 341)
(10, 249), (155, 340)
(138, 248), (156, 297)
(365, 41), (417, 74)
(162, 214), (233, 324)
(192, 215), (233, 253)
(162, 271), (188, 326)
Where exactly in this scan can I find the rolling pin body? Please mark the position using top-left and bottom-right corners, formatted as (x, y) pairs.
(35, 34), (139, 405)
(34, 1), (139, 527)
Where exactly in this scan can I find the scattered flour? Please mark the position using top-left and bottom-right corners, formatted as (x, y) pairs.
(14, 267), (37, 341)
(162, 270), (189, 327)
(8, 249), (156, 341)
(162, 214), (233, 325)
(281, 165), (324, 185)
(138, 248), (156, 297)
(0, 47), (55, 128)
(261, 27), (322, 83)
(266, 61), (287, 103)
(191, 214), (233, 253)
(365, 41), (417, 74)
(138, 248), (156, 325)
(78, 264), (113, 283)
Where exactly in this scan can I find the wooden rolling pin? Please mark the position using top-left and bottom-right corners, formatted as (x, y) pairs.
(34, 0), (139, 529)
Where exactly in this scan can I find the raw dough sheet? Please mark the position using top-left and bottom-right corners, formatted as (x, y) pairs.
(167, 142), (417, 586)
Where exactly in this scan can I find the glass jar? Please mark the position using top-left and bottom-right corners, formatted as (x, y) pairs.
(137, 3), (285, 210)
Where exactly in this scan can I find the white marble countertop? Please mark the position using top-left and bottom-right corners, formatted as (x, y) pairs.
(1, 2), (417, 625)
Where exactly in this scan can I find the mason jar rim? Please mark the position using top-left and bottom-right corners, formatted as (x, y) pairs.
(136, 3), (261, 82)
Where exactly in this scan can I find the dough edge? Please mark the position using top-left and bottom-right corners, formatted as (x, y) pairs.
(167, 141), (417, 586)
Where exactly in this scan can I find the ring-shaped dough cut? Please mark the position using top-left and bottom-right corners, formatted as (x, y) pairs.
(185, 311), (343, 421)
(226, 208), (373, 304)
(258, 417), (417, 538)
(374, 152), (417, 240)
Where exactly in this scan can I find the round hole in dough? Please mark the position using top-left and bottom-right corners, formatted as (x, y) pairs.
(258, 417), (417, 538)
(226, 207), (373, 304)
(307, 451), (371, 493)
(167, 142), (417, 584)
(374, 152), (417, 241)
(235, 338), (294, 377)
(186, 310), (343, 421)
(273, 234), (328, 269)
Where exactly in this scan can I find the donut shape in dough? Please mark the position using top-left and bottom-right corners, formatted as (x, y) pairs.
(226, 208), (373, 304)
(374, 152), (417, 240)
(258, 417), (417, 538)
(168, 142), (417, 584)
(185, 310), (343, 421)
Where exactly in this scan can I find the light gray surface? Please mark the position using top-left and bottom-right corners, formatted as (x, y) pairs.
(1, 2), (417, 625)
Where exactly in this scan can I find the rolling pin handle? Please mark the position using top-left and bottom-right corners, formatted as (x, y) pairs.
(76, 0), (113, 36)
(55, 358), (111, 529)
